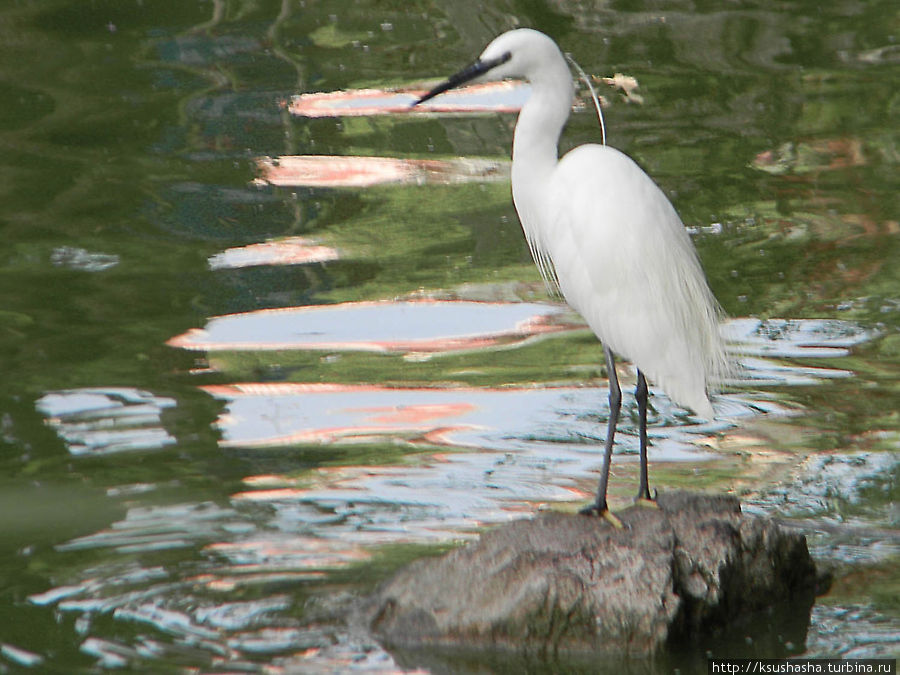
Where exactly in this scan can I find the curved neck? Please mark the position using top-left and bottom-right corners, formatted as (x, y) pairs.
(511, 60), (574, 206)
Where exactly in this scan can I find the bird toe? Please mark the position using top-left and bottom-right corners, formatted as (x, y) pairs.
(579, 502), (624, 528)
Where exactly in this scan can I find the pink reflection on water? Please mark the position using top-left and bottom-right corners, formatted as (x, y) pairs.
(288, 81), (529, 117)
(208, 236), (339, 270)
(751, 138), (868, 175)
(204, 384), (480, 448)
(255, 155), (507, 188)
(167, 299), (577, 353)
(200, 381), (724, 461)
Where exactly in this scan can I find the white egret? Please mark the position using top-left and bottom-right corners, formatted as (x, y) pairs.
(414, 29), (730, 523)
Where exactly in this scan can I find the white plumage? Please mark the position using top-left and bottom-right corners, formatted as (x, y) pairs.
(547, 145), (726, 419)
(415, 28), (730, 518)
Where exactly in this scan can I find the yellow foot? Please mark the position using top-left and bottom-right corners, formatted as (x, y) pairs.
(578, 503), (624, 529)
(633, 497), (659, 509)
(601, 510), (624, 529)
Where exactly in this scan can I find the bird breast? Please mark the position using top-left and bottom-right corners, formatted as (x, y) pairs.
(522, 144), (724, 416)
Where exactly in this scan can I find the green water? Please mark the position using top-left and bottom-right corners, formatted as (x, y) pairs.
(0, 0), (897, 671)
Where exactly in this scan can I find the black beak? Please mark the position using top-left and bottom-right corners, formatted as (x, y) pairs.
(412, 52), (511, 106)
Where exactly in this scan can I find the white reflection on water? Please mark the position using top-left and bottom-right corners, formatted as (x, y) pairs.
(752, 451), (899, 520)
(746, 450), (900, 566)
(35, 388), (176, 456)
(806, 604), (900, 659)
(167, 300), (576, 352)
(723, 317), (876, 359)
(50, 246), (120, 272)
(54, 501), (245, 554)
(203, 382), (731, 454)
(0, 643), (44, 668)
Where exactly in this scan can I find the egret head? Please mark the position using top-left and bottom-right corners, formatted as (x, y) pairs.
(413, 29), (564, 106)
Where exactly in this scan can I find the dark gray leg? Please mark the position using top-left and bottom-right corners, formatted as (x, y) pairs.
(580, 346), (621, 517)
(634, 370), (653, 502)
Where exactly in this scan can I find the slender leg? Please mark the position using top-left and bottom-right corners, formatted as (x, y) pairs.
(580, 346), (622, 526)
(634, 370), (654, 502)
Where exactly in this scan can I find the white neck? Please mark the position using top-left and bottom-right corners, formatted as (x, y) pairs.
(510, 59), (574, 233)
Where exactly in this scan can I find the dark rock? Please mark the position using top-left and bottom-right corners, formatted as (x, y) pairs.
(362, 491), (818, 659)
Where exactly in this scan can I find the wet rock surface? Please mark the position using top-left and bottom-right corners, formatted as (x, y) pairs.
(362, 492), (820, 658)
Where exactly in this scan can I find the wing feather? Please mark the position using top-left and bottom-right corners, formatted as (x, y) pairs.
(543, 144), (731, 416)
